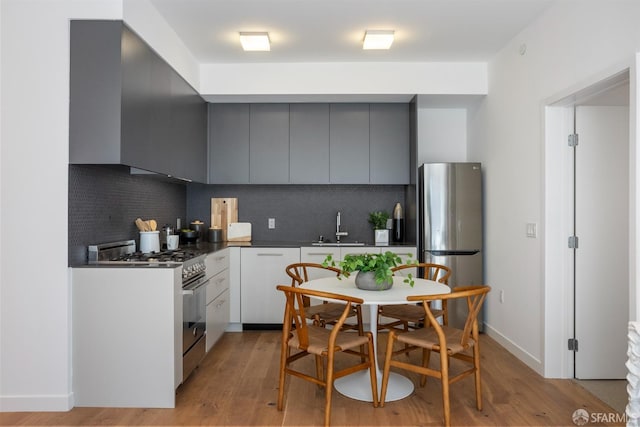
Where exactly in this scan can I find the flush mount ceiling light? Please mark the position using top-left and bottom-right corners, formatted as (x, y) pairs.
(362, 30), (394, 50)
(239, 32), (270, 51)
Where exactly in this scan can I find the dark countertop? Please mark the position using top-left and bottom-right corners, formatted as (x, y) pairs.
(72, 240), (417, 267)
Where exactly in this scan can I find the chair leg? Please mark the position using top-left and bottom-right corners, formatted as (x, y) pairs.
(403, 321), (411, 356)
(315, 354), (324, 389)
(277, 345), (289, 411)
(380, 330), (396, 407)
(473, 342), (482, 410)
(366, 332), (379, 407)
(440, 351), (451, 427)
(420, 348), (431, 387)
(324, 352), (335, 427)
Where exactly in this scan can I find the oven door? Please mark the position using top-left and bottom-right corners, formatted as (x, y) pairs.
(182, 274), (208, 379)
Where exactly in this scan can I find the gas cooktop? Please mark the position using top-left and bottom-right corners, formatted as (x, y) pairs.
(88, 239), (204, 265)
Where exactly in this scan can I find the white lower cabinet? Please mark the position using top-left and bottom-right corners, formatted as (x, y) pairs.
(206, 288), (230, 350)
(240, 247), (300, 324)
(206, 249), (230, 351)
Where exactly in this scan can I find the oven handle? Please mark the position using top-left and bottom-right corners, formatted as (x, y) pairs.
(182, 276), (209, 295)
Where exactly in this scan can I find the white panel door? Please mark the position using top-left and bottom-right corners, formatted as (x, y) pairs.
(574, 106), (629, 379)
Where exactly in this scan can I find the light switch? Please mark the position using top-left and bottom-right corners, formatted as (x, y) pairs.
(268, 218), (276, 229)
(526, 223), (537, 238)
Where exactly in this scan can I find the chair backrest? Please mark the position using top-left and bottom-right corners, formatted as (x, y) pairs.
(285, 262), (343, 287)
(276, 285), (363, 349)
(407, 285), (491, 349)
(392, 262), (452, 284)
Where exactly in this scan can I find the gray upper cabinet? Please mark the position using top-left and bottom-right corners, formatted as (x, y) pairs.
(69, 20), (207, 183)
(369, 104), (410, 184)
(207, 102), (409, 185)
(249, 104), (290, 184)
(330, 104), (370, 184)
(208, 104), (250, 184)
(289, 104), (330, 184)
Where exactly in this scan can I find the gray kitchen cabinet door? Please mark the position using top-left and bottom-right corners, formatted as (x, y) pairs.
(249, 104), (290, 183)
(208, 104), (250, 184)
(369, 103), (410, 184)
(169, 69), (207, 183)
(69, 21), (123, 164)
(289, 104), (330, 183)
(146, 51), (173, 176)
(120, 24), (156, 172)
(329, 104), (370, 183)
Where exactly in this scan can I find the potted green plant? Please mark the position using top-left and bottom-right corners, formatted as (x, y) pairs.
(369, 211), (390, 246)
(323, 251), (416, 290)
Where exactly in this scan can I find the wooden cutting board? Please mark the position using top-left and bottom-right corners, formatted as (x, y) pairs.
(211, 198), (238, 241)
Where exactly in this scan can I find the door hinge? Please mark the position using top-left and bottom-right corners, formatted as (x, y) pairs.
(568, 338), (579, 352)
(568, 133), (579, 147)
(568, 235), (579, 249)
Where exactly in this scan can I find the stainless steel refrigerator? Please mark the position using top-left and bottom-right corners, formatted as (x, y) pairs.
(419, 162), (484, 330)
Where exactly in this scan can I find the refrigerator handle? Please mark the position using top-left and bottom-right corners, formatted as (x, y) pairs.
(425, 250), (480, 256)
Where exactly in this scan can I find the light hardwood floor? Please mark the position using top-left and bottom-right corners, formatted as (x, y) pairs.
(2, 331), (624, 426)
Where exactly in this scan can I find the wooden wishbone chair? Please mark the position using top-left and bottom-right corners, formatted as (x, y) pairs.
(285, 262), (364, 334)
(378, 263), (452, 355)
(380, 285), (491, 427)
(276, 285), (378, 427)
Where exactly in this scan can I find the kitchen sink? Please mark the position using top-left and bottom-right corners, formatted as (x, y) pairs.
(311, 241), (366, 246)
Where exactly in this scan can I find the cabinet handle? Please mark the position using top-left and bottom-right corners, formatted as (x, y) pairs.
(307, 252), (333, 256)
(257, 253), (283, 256)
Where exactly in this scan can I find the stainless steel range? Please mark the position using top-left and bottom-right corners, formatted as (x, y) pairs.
(88, 240), (208, 381)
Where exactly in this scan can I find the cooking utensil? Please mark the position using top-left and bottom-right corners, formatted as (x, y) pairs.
(135, 218), (146, 231)
(148, 219), (157, 231)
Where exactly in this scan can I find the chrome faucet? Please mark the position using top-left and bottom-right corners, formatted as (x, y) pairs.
(336, 211), (348, 242)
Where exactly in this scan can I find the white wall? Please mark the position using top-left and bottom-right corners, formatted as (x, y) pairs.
(469, 0), (640, 376)
(200, 62), (488, 98)
(0, 0), (123, 411)
(416, 108), (468, 164)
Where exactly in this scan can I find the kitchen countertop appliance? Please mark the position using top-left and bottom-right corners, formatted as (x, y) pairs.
(87, 240), (209, 381)
(419, 163), (484, 330)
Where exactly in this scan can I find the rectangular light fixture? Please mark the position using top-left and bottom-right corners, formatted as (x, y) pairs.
(363, 30), (394, 50)
(239, 32), (270, 51)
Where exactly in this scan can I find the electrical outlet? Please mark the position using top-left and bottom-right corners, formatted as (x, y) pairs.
(500, 290), (505, 304)
(268, 218), (276, 229)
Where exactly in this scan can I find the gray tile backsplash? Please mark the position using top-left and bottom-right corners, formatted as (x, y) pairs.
(186, 184), (408, 244)
(68, 165), (186, 265)
(69, 165), (410, 265)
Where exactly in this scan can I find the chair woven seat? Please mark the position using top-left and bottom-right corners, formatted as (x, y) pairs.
(289, 325), (371, 355)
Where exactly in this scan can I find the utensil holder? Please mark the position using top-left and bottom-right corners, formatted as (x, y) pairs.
(140, 231), (160, 253)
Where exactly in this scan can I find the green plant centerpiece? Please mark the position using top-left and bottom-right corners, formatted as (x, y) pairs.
(323, 251), (416, 290)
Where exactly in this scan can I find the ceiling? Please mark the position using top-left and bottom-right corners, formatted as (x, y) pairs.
(149, 0), (556, 64)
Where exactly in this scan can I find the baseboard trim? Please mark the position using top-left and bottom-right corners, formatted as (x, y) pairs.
(0, 392), (74, 412)
(484, 322), (544, 376)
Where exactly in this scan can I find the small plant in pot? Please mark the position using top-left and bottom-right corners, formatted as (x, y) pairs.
(369, 211), (390, 246)
(323, 251), (416, 290)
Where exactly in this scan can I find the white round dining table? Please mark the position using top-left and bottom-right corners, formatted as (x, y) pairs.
(301, 275), (450, 402)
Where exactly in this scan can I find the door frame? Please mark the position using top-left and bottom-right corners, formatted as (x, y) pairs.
(543, 66), (636, 378)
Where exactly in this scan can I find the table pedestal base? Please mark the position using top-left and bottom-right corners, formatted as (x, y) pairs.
(334, 369), (414, 402)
